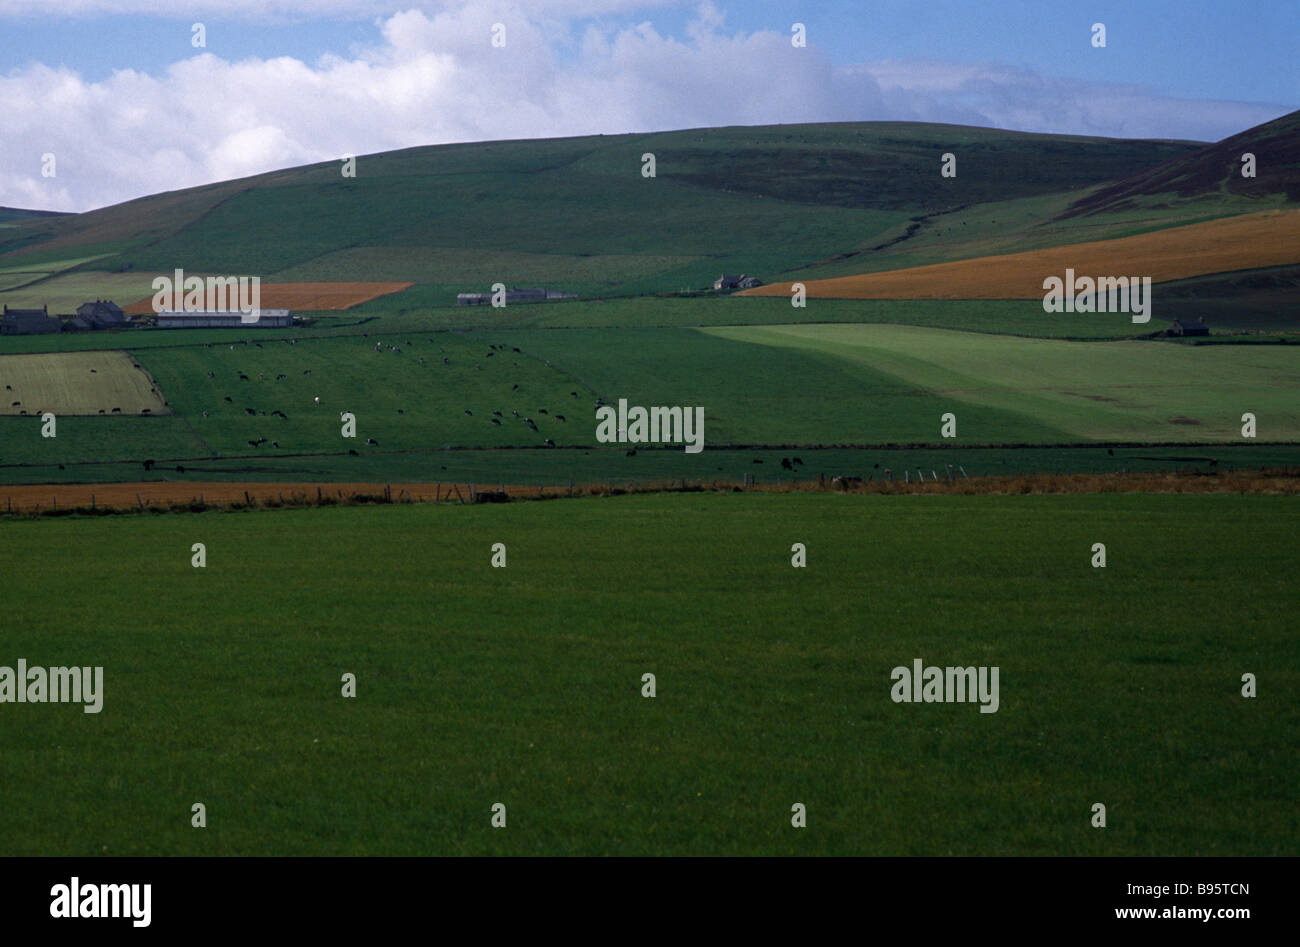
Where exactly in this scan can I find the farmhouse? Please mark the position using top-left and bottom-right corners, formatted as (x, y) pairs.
(713, 274), (763, 291)
(155, 309), (293, 329)
(74, 299), (127, 329)
(1167, 318), (1210, 337)
(1, 305), (60, 335)
(456, 287), (578, 306)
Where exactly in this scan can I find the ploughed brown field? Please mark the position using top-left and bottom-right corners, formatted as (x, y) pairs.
(123, 281), (413, 315)
(1, 470), (1295, 514)
(738, 209), (1300, 300)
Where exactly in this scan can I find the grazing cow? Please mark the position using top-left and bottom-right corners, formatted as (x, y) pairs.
(626, 448), (637, 456)
(491, 418), (501, 425)
(512, 384), (519, 390)
(487, 352), (495, 357)
(304, 369), (311, 375)
(272, 441), (279, 448)
(90, 368), (97, 373)
(539, 409), (548, 414)
(366, 438), (378, 446)
(571, 391), (578, 397)
(207, 371), (215, 378)
(224, 396), (233, 402)
(245, 408), (256, 415)
(464, 409), (473, 415)
(544, 438), (555, 446)
(443, 358), (450, 365)
(397, 408), (404, 414)
(112, 407), (121, 413)
(493, 410), (502, 416)
(314, 396), (320, 404)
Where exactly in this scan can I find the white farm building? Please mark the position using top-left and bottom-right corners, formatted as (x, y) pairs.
(156, 310), (293, 329)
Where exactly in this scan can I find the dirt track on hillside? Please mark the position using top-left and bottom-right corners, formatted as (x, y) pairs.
(738, 209), (1300, 300)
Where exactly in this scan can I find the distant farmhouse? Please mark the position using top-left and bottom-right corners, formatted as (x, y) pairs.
(714, 274), (762, 291)
(1168, 318), (1210, 337)
(69, 299), (127, 331)
(456, 287), (578, 306)
(1, 304), (60, 335)
(156, 309), (293, 329)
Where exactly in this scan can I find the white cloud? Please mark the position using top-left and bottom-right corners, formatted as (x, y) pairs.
(0, 0), (674, 20)
(0, 3), (1290, 212)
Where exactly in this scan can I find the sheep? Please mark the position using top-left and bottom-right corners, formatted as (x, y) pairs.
(314, 397), (320, 404)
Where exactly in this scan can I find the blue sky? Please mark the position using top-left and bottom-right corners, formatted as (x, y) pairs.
(3, 0), (1295, 102)
(1, 0), (1295, 211)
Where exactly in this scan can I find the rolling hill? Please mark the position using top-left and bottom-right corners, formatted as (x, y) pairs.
(0, 121), (1210, 303)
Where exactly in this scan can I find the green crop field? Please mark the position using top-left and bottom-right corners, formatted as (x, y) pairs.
(0, 493), (1293, 856)
(699, 323), (1300, 442)
(0, 315), (1295, 482)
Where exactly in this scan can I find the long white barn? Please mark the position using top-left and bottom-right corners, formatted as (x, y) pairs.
(156, 310), (293, 329)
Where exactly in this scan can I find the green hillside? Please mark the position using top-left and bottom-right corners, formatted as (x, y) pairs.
(0, 122), (1208, 300)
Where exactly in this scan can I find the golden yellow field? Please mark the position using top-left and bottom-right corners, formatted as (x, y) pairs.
(0, 351), (169, 416)
(739, 209), (1300, 299)
(123, 281), (412, 314)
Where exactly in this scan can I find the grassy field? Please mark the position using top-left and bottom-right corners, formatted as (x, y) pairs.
(0, 351), (168, 416)
(0, 270), (167, 314)
(699, 323), (1300, 442)
(0, 318), (1293, 479)
(0, 493), (1293, 856)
